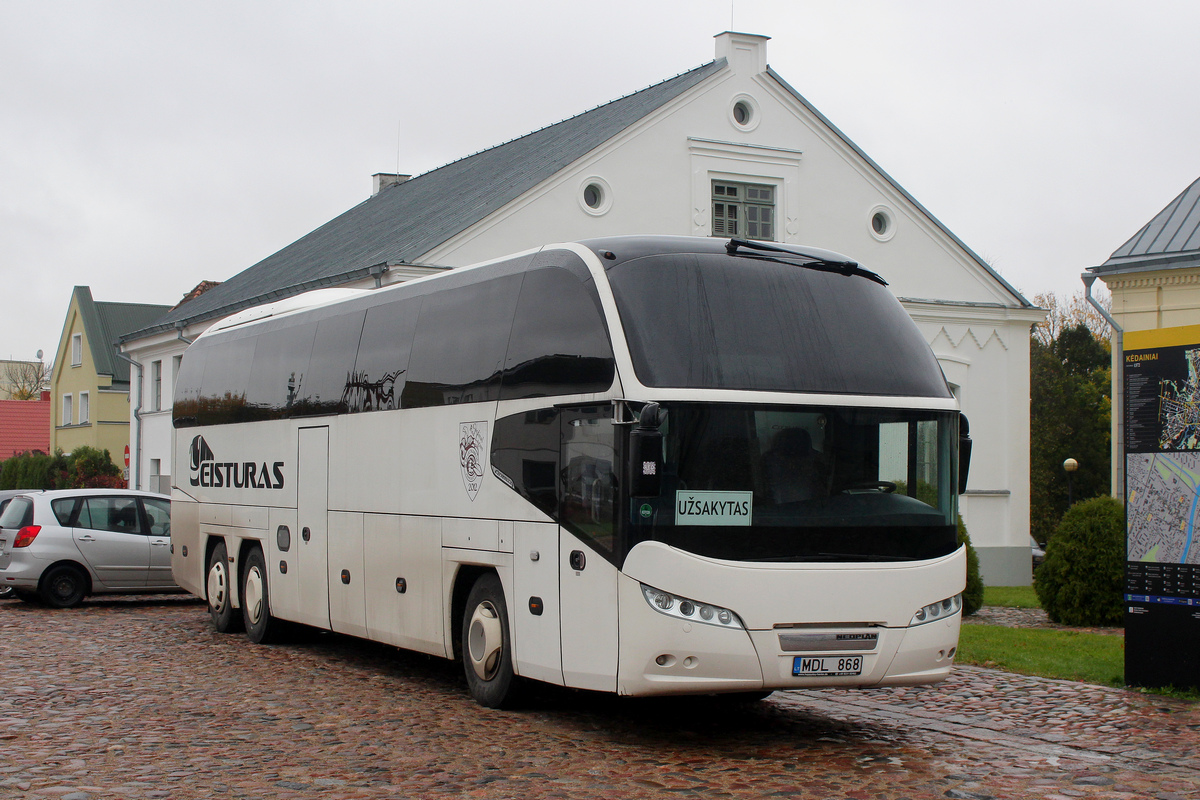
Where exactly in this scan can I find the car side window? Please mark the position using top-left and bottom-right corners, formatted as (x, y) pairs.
(51, 498), (79, 526)
(142, 499), (171, 536)
(80, 497), (143, 535)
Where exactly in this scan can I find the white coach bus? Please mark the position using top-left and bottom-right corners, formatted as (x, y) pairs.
(170, 235), (971, 707)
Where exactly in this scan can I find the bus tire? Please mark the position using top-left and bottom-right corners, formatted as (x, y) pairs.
(462, 572), (519, 708)
(241, 546), (278, 644)
(206, 541), (242, 633)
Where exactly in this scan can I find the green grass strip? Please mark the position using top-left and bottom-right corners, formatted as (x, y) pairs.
(958, 624), (1124, 687)
(982, 585), (1040, 608)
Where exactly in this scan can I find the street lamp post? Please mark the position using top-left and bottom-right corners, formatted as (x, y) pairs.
(1063, 457), (1078, 507)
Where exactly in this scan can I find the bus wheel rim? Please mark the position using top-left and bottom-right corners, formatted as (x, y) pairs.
(244, 566), (264, 624)
(468, 601), (502, 681)
(207, 561), (227, 608)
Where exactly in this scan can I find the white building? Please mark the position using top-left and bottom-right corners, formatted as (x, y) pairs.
(121, 32), (1043, 584)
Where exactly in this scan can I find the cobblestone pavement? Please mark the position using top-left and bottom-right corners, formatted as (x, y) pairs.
(0, 596), (1195, 800)
(965, 607), (1124, 636)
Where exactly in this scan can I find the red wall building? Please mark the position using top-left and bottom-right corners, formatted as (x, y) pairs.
(0, 392), (51, 459)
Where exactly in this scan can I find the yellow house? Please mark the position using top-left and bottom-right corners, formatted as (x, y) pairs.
(50, 286), (170, 471)
(1087, 175), (1200, 495)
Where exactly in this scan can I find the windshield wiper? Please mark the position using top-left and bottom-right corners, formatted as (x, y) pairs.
(725, 238), (888, 286)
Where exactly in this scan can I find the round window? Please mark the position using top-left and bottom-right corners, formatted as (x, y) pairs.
(733, 101), (751, 126)
(868, 205), (896, 241)
(578, 177), (612, 216)
(584, 183), (603, 209)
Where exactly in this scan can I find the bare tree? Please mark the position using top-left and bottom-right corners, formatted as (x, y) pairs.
(3, 360), (51, 401)
(1032, 290), (1112, 348)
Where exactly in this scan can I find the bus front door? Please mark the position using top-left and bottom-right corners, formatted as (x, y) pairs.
(558, 408), (619, 692)
(296, 426), (331, 629)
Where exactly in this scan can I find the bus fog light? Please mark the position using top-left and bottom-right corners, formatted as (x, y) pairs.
(655, 654), (676, 667)
(910, 594), (961, 626)
(640, 584), (743, 629)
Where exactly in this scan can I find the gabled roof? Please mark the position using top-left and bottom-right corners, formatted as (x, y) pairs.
(71, 287), (171, 383)
(1091, 176), (1200, 275)
(121, 59), (726, 342)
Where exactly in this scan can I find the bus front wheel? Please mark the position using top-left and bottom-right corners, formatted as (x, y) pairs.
(462, 573), (518, 708)
(241, 547), (278, 644)
(207, 541), (242, 633)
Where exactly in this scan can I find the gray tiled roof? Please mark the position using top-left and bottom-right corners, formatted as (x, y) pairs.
(72, 287), (171, 383)
(1094, 176), (1200, 274)
(122, 59), (726, 342)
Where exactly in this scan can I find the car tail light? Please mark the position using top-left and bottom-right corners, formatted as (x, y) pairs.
(13, 526), (41, 548)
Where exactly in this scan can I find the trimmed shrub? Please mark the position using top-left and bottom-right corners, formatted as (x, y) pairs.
(0, 447), (123, 490)
(66, 445), (124, 489)
(1034, 496), (1124, 626)
(0, 451), (61, 490)
(958, 516), (984, 616)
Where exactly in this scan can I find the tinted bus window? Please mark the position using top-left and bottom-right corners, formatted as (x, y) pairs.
(245, 322), (317, 420)
(195, 333), (257, 426)
(349, 297), (421, 412)
(173, 343), (207, 428)
(607, 253), (952, 398)
(500, 268), (615, 400)
(403, 275), (522, 408)
(295, 311), (366, 416)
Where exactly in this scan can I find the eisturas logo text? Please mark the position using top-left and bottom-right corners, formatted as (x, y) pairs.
(189, 435), (285, 489)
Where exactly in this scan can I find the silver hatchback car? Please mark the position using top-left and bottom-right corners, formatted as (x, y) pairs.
(0, 489), (175, 607)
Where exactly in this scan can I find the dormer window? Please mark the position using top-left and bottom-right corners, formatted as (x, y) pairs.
(712, 181), (775, 241)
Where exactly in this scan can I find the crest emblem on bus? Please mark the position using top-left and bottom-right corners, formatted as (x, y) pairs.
(459, 421), (487, 501)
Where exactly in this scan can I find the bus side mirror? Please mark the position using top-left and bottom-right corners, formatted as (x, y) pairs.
(629, 403), (663, 498)
(958, 413), (972, 495)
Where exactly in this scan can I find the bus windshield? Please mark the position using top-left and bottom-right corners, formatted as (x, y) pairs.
(606, 250), (952, 398)
(631, 403), (959, 563)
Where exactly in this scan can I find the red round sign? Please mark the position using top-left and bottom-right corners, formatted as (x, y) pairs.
(124, 445), (130, 467)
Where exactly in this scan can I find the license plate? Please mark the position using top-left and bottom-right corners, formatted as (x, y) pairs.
(793, 655), (863, 677)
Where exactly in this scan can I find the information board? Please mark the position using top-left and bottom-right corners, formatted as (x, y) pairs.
(1124, 324), (1200, 689)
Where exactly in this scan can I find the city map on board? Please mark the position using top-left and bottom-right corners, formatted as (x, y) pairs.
(1126, 452), (1200, 564)
(1125, 340), (1200, 564)
(1158, 347), (1200, 450)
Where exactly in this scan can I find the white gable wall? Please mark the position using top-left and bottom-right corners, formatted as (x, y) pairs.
(424, 33), (1042, 585)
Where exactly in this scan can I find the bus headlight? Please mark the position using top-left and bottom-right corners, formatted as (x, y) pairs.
(640, 584), (744, 629)
(910, 594), (962, 626)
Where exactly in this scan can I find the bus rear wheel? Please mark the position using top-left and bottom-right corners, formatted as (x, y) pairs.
(462, 573), (519, 708)
(206, 541), (242, 633)
(241, 547), (278, 644)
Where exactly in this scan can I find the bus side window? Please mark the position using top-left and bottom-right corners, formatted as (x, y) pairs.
(560, 407), (617, 558)
(501, 267), (615, 400)
(350, 297), (420, 412)
(403, 275), (523, 408)
(195, 333), (257, 426)
(491, 407), (559, 518)
(245, 322), (317, 419)
(295, 310), (366, 416)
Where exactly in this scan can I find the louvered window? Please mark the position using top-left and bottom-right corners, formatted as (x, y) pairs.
(712, 181), (775, 241)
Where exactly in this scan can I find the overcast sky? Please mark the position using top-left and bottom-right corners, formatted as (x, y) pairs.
(3, 0), (1198, 363)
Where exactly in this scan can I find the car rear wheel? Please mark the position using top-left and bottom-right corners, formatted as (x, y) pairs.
(40, 564), (88, 608)
(206, 541), (242, 633)
(0, 585), (14, 599)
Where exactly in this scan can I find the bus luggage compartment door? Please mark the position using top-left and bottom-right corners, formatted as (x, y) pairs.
(296, 426), (331, 629)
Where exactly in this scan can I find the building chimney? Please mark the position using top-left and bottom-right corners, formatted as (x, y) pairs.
(714, 31), (770, 75)
(373, 173), (411, 196)
(40, 390), (50, 402)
